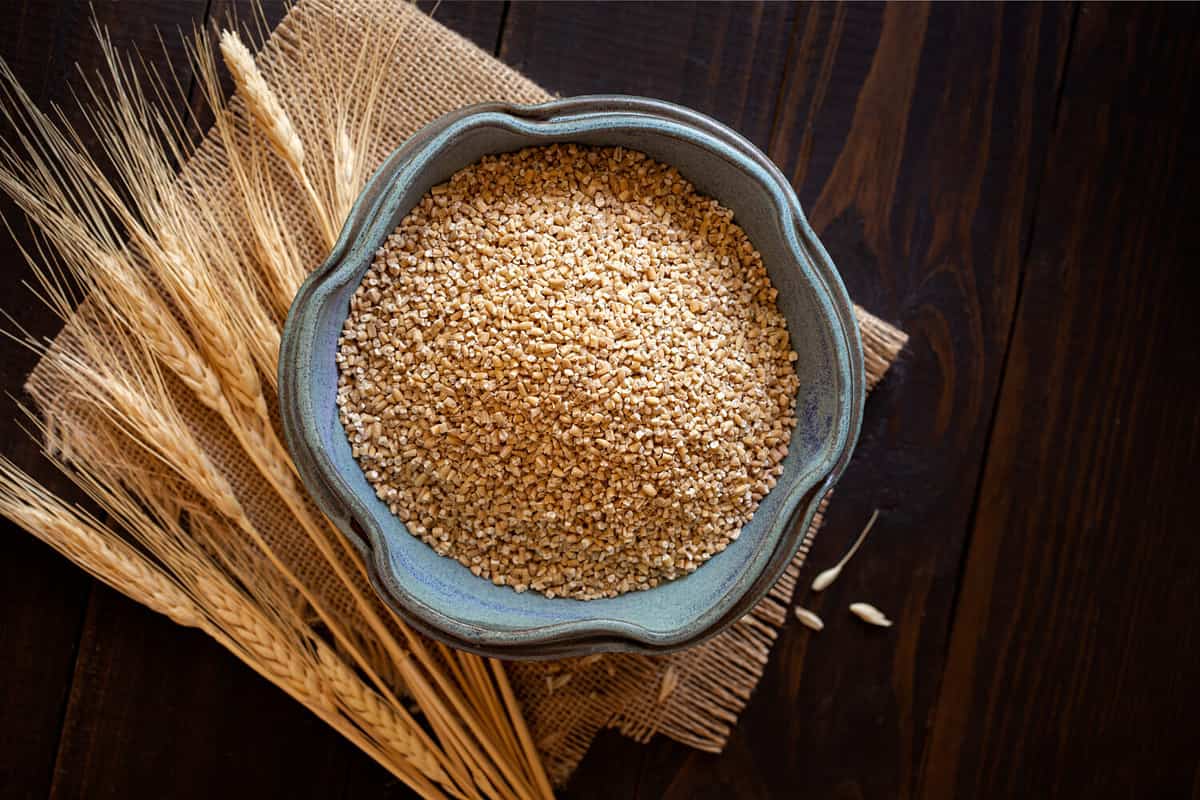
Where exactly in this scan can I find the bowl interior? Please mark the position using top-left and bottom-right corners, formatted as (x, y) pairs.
(296, 111), (850, 649)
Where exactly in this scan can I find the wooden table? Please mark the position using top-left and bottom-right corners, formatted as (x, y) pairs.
(2, 2), (1197, 797)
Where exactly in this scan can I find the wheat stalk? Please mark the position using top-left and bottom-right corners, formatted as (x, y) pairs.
(247, 142), (307, 320)
(186, 29), (310, 325)
(29, 288), (430, 763)
(489, 657), (556, 800)
(48, 308), (417, 714)
(3, 196), (400, 715)
(22, 413), (467, 799)
(332, 122), (358, 223)
(56, 151), (457, 800)
(279, 0), (422, 235)
(0, 67), (410, 717)
(197, 573), (335, 708)
(1, 451), (456, 799)
(0, 10), (555, 800)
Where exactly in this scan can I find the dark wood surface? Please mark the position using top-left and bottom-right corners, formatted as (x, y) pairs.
(1, 2), (1197, 798)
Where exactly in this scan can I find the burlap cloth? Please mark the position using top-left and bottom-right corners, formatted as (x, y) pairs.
(27, 0), (907, 785)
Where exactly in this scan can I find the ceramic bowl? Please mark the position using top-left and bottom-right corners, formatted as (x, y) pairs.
(279, 95), (864, 659)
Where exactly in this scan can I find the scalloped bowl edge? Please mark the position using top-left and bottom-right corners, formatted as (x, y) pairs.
(279, 96), (864, 658)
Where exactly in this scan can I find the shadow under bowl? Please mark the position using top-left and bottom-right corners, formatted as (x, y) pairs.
(279, 95), (864, 659)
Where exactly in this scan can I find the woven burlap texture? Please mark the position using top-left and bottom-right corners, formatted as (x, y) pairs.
(26, 0), (907, 785)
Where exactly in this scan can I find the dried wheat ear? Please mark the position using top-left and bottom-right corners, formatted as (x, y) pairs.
(0, 21), (556, 800)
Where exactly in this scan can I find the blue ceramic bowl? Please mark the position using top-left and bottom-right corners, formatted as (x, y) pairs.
(279, 96), (863, 658)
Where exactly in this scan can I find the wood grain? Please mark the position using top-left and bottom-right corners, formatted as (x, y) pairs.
(582, 4), (1071, 798)
(47, 591), (352, 799)
(921, 4), (1200, 797)
(418, 0), (507, 55)
(499, 1), (800, 151)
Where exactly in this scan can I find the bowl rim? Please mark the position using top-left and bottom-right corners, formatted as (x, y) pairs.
(279, 95), (864, 657)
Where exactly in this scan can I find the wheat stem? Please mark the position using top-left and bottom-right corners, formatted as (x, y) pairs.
(192, 572), (449, 799)
(332, 526), (541, 799)
(456, 651), (526, 774)
(491, 658), (555, 800)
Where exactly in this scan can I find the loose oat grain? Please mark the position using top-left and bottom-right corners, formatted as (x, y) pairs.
(793, 607), (824, 632)
(849, 603), (893, 628)
(336, 144), (799, 599)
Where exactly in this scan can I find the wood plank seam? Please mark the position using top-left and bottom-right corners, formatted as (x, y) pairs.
(937, 0), (1081, 648)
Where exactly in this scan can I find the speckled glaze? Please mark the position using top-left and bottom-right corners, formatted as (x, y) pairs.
(279, 96), (864, 659)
